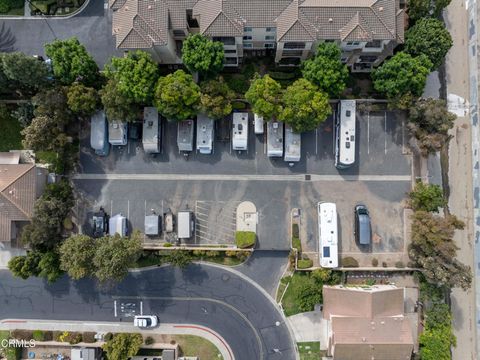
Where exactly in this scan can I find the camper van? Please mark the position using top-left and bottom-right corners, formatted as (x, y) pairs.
(142, 107), (161, 154)
(145, 214), (160, 236)
(267, 121), (284, 157)
(284, 125), (301, 162)
(177, 119), (195, 153)
(108, 120), (128, 146)
(232, 112), (248, 151)
(109, 214), (128, 237)
(254, 114), (264, 135)
(177, 210), (194, 239)
(90, 111), (110, 156)
(196, 114), (214, 154)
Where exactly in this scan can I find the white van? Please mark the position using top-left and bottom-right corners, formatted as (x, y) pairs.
(254, 114), (264, 134)
(109, 214), (128, 237)
(177, 210), (194, 239)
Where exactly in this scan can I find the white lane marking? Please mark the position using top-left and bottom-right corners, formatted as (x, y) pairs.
(127, 200), (130, 220)
(367, 111), (370, 155)
(384, 112), (387, 155)
(110, 200), (113, 215)
(315, 128), (318, 156)
(140, 301), (143, 315)
(114, 301), (117, 317)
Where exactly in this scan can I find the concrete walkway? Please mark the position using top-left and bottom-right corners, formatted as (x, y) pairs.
(0, 319), (234, 360)
(286, 311), (328, 349)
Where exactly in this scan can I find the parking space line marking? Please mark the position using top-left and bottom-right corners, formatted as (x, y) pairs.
(110, 200), (113, 216)
(114, 301), (117, 317)
(315, 128), (318, 156)
(140, 301), (143, 315)
(144, 200), (146, 242)
(367, 111), (370, 155)
(401, 117), (406, 154)
(384, 112), (387, 155)
(127, 200), (130, 221)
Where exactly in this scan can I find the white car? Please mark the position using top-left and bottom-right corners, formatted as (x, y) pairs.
(133, 315), (159, 328)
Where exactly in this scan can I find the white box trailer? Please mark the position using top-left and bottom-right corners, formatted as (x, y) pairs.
(177, 210), (194, 239)
(142, 107), (161, 154)
(267, 121), (284, 157)
(177, 119), (194, 152)
(196, 114), (214, 154)
(109, 214), (128, 237)
(90, 110), (110, 156)
(108, 120), (128, 146)
(145, 214), (160, 236)
(232, 112), (248, 151)
(284, 124), (301, 162)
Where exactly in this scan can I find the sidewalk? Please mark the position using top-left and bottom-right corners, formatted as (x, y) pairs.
(0, 319), (234, 360)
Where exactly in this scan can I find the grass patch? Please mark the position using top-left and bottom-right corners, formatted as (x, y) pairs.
(175, 335), (223, 359)
(235, 231), (256, 248)
(0, 105), (22, 152)
(297, 258), (313, 269)
(276, 276), (289, 302)
(282, 272), (314, 316)
(298, 342), (326, 360)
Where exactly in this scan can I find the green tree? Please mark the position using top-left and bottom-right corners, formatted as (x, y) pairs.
(154, 70), (200, 121)
(8, 252), (41, 279)
(100, 79), (139, 122)
(1, 52), (49, 91)
(60, 234), (96, 279)
(408, 0), (452, 22)
(405, 18), (452, 69)
(93, 233), (142, 282)
(419, 325), (455, 360)
(408, 98), (456, 155)
(32, 86), (73, 125)
(104, 51), (159, 104)
(409, 181), (446, 212)
(245, 74), (283, 120)
(11, 102), (34, 128)
(199, 77), (235, 119)
(372, 52), (432, 108)
(279, 78), (331, 133)
(45, 37), (99, 86)
(301, 43), (349, 97)
(181, 34), (224, 76)
(425, 304), (452, 329)
(162, 250), (193, 268)
(297, 281), (323, 312)
(37, 251), (63, 283)
(0, 0), (24, 13)
(409, 211), (472, 290)
(102, 333), (143, 360)
(67, 82), (99, 116)
(21, 115), (67, 152)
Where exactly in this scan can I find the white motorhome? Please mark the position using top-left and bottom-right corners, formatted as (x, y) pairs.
(335, 100), (356, 169)
(109, 214), (128, 237)
(267, 121), (284, 157)
(254, 113), (264, 134)
(232, 112), (248, 151)
(108, 120), (128, 146)
(318, 202), (338, 268)
(90, 110), (110, 156)
(284, 125), (301, 162)
(142, 107), (161, 154)
(196, 114), (214, 154)
(177, 210), (194, 239)
(177, 119), (194, 152)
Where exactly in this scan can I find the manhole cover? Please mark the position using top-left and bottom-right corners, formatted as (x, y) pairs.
(305, 174), (311, 181)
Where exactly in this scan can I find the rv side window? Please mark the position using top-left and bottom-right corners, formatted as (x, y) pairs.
(346, 110), (351, 117)
(345, 142), (350, 149)
(350, 135), (355, 141)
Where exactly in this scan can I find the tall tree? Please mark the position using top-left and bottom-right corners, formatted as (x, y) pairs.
(67, 82), (99, 117)
(199, 77), (235, 119)
(405, 18), (452, 69)
(45, 37), (99, 86)
(408, 0), (452, 22)
(93, 233), (142, 283)
(154, 70), (200, 121)
(1, 52), (49, 91)
(102, 333), (143, 360)
(100, 79), (139, 122)
(37, 251), (63, 283)
(181, 34), (224, 77)
(372, 52), (432, 108)
(245, 74), (283, 120)
(21, 115), (67, 152)
(104, 51), (159, 104)
(60, 234), (96, 280)
(409, 211), (472, 290)
(32, 86), (73, 125)
(8, 252), (41, 280)
(301, 43), (349, 98)
(279, 78), (331, 133)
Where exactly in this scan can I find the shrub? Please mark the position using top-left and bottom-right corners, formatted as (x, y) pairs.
(382, 261), (388, 268)
(292, 223), (300, 238)
(312, 268), (332, 283)
(206, 250), (220, 258)
(236, 250), (250, 261)
(192, 249), (207, 256)
(43, 331), (53, 341)
(235, 231), (256, 248)
(268, 71), (297, 80)
(232, 101), (247, 110)
(225, 250), (237, 257)
(292, 237), (301, 252)
(82, 332), (96, 343)
(395, 261), (405, 268)
(104, 332), (113, 341)
(341, 257), (359, 268)
(53, 331), (63, 342)
(11, 329), (33, 341)
(297, 258), (313, 269)
(66, 332), (82, 344)
(163, 242), (173, 247)
(32, 330), (45, 341)
(372, 258), (379, 267)
(144, 336), (154, 345)
(63, 217), (73, 231)
(365, 279), (376, 286)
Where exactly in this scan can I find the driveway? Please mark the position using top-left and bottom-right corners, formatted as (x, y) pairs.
(0, 0), (122, 66)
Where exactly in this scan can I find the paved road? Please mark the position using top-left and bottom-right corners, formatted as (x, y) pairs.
(0, 264), (296, 360)
(0, 0), (121, 66)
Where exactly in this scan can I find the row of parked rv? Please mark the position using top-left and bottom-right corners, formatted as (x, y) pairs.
(90, 100), (357, 168)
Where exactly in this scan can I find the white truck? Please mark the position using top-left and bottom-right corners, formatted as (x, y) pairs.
(177, 210), (194, 239)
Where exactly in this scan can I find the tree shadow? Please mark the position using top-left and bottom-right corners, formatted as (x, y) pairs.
(0, 23), (16, 53)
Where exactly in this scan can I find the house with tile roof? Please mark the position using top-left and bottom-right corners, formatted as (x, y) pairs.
(0, 152), (48, 246)
(109, 0), (404, 72)
(322, 284), (414, 360)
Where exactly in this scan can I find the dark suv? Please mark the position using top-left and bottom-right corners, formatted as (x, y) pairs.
(354, 204), (371, 245)
(92, 207), (108, 238)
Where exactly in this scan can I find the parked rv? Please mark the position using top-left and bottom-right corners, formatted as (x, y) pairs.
(143, 107), (161, 154)
(108, 120), (128, 146)
(177, 210), (194, 239)
(254, 114), (264, 135)
(145, 214), (161, 236)
(284, 125), (301, 162)
(177, 119), (195, 153)
(90, 110), (110, 156)
(267, 121), (284, 157)
(196, 114), (214, 154)
(109, 214), (128, 237)
(232, 112), (248, 151)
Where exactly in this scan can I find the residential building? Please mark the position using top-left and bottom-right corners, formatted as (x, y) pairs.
(323, 285), (414, 360)
(109, 0), (404, 72)
(0, 152), (48, 246)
